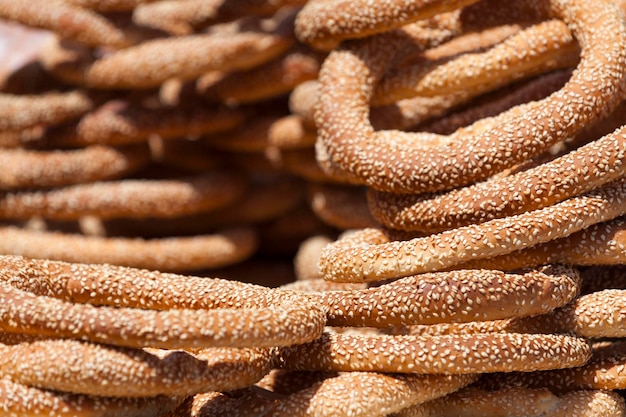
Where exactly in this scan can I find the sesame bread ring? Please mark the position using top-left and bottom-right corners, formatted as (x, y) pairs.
(0, 339), (274, 397)
(0, 379), (180, 417)
(278, 332), (591, 374)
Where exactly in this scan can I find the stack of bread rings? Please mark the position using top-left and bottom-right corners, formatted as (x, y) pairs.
(1, 0), (626, 415)
(0, 0), (344, 279)
(270, 0), (626, 415)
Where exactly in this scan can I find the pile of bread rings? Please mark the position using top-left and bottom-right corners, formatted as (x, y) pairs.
(0, 0), (626, 415)
(0, 0), (336, 277)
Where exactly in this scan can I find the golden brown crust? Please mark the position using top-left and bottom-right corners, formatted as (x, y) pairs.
(294, 0), (480, 50)
(0, 255), (326, 349)
(317, 265), (581, 327)
(0, 226), (258, 271)
(483, 340), (626, 392)
(316, 0), (626, 193)
(369, 126), (626, 233)
(133, 0), (306, 35)
(85, 13), (296, 89)
(166, 388), (276, 417)
(287, 79), (318, 126)
(269, 147), (362, 184)
(308, 183), (379, 230)
(454, 217), (626, 271)
(204, 115), (274, 153)
(0, 0), (135, 48)
(278, 332), (591, 374)
(395, 386), (560, 417)
(0, 145), (149, 190)
(0, 91), (93, 130)
(44, 99), (245, 147)
(372, 19), (579, 106)
(292, 236), (334, 281)
(200, 46), (323, 104)
(548, 289), (626, 338)
(268, 114), (317, 149)
(0, 171), (247, 220)
(321, 178), (626, 282)
(0, 339), (274, 397)
(0, 379), (181, 417)
(66, 0), (154, 12)
(548, 390), (626, 417)
(266, 372), (477, 417)
(418, 69), (571, 135)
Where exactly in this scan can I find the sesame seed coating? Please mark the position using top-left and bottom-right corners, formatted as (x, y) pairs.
(473, 288), (626, 339)
(45, 99), (245, 147)
(255, 369), (337, 395)
(395, 386), (560, 417)
(369, 125), (626, 233)
(3, 0), (626, 411)
(294, 0), (480, 50)
(0, 145), (149, 190)
(0, 378), (180, 417)
(0, 226), (258, 271)
(315, 0), (626, 193)
(418, 68), (571, 135)
(133, 0), (306, 36)
(282, 279), (368, 292)
(267, 371), (476, 417)
(455, 217), (626, 271)
(317, 265), (581, 327)
(369, 92), (470, 131)
(0, 339), (274, 397)
(202, 46), (324, 104)
(541, 390), (626, 417)
(454, 389), (626, 417)
(0, 170), (247, 220)
(0, 255), (326, 349)
(0, 283), (324, 349)
(167, 388), (275, 417)
(486, 340), (626, 392)
(547, 289), (626, 338)
(321, 178), (626, 282)
(0, 0), (135, 48)
(0, 255), (284, 309)
(85, 12), (296, 89)
(278, 332), (591, 374)
(402, 318), (545, 337)
(0, 90), (92, 131)
(372, 19), (578, 106)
